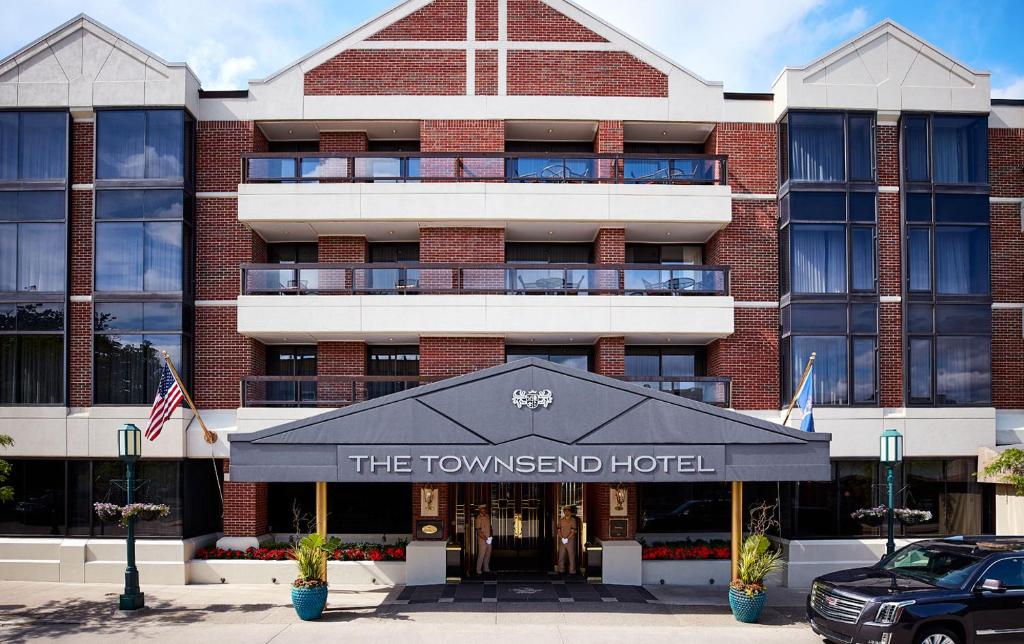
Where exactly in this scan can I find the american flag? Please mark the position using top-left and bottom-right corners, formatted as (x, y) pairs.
(146, 363), (184, 441)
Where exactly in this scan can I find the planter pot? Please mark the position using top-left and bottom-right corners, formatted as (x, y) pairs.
(291, 584), (328, 621)
(133, 510), (162, 522)
(729, 587), (766, 624)
(858, 517), (885, 529)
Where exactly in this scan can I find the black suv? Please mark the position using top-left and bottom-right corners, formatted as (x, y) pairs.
(807, 536), (1024, 644)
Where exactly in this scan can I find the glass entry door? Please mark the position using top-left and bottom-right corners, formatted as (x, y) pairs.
(489, 483), (549, 571)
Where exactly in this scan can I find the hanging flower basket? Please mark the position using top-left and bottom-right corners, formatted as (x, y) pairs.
(894, 508), (933, 526)
(93, 503), (123, 523)
(850, 506), (887, 528)
(119, 503), (171, 526)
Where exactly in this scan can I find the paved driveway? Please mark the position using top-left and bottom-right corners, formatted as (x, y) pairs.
(0, 581), (822, 643)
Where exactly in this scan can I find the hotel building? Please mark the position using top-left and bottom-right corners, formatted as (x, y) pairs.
(0, 0), (1021, 587)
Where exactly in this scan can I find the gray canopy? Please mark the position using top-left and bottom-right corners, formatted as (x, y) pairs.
(228, 358), (831, 483)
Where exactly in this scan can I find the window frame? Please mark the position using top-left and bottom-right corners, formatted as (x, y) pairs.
(902, 112), (989, 190)
(779, 110), (877, 191)
(95, 108), (191, 185)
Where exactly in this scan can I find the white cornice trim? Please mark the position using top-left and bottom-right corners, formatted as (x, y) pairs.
(735, 301), (779, 309)
(880, 295), (902, 303)
(197, 192), (238, 199)
(195, 300), (238, 308)
(992, 302), (1024, 310)
(732, 193), (777, 201)
(71, 184), (93, 191)
(878, 185), (899, 193)
(69, 295), (92, 303)
(991, 196), (1023, 204)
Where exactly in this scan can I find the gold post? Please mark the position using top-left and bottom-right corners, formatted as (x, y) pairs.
(730, 480), (743, 581)
(160, 351), (218, 444)
(782, 351), (816, 426)
(316, 481), (328, 580)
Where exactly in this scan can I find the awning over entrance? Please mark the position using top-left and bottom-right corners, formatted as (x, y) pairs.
(228, 359), (831, 483)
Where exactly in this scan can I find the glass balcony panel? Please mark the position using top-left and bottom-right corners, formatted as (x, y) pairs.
(248, 158), (296, 180)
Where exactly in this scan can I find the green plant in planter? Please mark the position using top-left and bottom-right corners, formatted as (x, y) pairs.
(984, 448), (1024, 495)
(730, 502), (786, 624)
(290, 533), (341, 621)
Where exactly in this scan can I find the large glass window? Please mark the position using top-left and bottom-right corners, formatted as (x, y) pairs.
(637, 482), (731, 534)
(0, 303), (64, 404)
(266, 345), (316, 405)
(782, 303), (877, 406)
(268, 482), (412, 535)
(786, 112), (874, 184)
(507, 346), (591, 371)
(0, 458), (221, 538)
(0, 111), (68, 181)
(96, 110), (184, 180)
(366, 345), (419, 399)
(93, 302), (189, 404)
(95, 190), (186, 293)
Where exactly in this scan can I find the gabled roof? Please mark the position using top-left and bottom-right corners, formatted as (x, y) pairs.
(771, 19), (990, 118)
(254, 0), (720, 87)
(229, 358), (830, 483)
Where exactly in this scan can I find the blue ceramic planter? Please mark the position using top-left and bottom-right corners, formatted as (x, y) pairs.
(729, 587), (766, 623)
(291, 584), (328, 621)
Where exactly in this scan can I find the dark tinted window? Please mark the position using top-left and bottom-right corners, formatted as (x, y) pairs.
(850, 304), (877, 333)
(907, 304), (933, 333)
(791, 224), (846, 293)
(849, 191), (876, 222)
(906, 192), (932, 222)
(0, 191), (65, 221)
(981, 558), (1024, 590)
(790, 304), (847, 333)
(935, 304), (991, 334)
(935, 336), (990, 405)
(789, 112), (845, 182)
(94, 334), (183, 404)
(0, 223), (66, 293)
(97, 110), (184, 180)
(789, 191), (846, 221)
(96, 190), (184, 219)
(903, 116), (929, 182)
(907, 228), (931, 292)
(95, 221), (183, 292)
(935, 226), (989, 295)
(848, 115), (874, 181)
(934, 193), (989, 223)
(792, 336), (848, 405)
(932, 115), (987, 184)
(0, 112), (67, 181)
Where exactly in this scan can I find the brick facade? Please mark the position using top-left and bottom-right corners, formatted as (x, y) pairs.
(319, 131), (368, 153)
(367, 0), (466, 41)
(475, 0), (498, 40)
(507, 51), (667, 97)
(508, 0), (607, 42)
(708, 308), (780, 410)
(68, 302), (92, 408)
(419, 337), (505, 377)
(304, 50), (466, 96)
(593, 337), (625, 377)
(412, 483), (450, 539)
(223, 461), (269, 538)
(593, 228), (625, 265)
(707, 122), (778, 194)
(419, 227), (505, 262)
(420, 120), (505, 152)
(474, 50), (498, 96)
(71, 120), (93, 185)
(588, 482), (638, 541)
(194, 307), (265, 409)
(318, 236), (368, 263)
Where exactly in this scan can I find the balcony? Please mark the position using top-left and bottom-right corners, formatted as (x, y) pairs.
(236, 152), (733, 242)
(236, 261), (734, 343)
(240, 375), (732, 408)
(241, 263), (730, 296)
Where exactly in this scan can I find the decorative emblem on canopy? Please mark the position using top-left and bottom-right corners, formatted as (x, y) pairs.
(512, 389), (553, 410)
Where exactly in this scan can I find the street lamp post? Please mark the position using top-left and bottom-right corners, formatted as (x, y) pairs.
(879, 428), (904, 556)
(118, 423), (145, 611)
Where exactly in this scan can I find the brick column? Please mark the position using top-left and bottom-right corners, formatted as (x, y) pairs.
(68, 116), (94, 408)
(220, 460), (269, 549)
(419, 337), (504, 378)
(990, 127), (1024, 409)
(588, 482), (638, 541)
(419, 227), (504, 290)
(594, 337), (625, 377)
(319, 131), (368, 153)
(876, 123), (903, 408)
(594, 120), (623, 180)
(318, 236), (367, 292)
(317, 342), (366, 405)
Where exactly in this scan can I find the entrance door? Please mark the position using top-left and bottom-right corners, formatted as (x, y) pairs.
(490, 483), (549, 571)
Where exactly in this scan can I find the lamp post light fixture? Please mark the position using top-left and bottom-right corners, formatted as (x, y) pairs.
(117, 423), (145, 611)
(879, 428), (904, 556)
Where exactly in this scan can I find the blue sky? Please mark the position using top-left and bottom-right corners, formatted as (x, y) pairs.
(2, 0), (1022, 96)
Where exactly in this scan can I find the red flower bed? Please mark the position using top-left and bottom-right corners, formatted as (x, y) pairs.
(194, 542), (406, 562)
(641, 539), (730, 561)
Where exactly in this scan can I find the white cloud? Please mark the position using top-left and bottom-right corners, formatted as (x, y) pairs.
(992, 76), (1024, 99)
(574, 0), (870, 90)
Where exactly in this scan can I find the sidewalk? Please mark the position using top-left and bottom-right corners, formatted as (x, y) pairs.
(0, 581), (819, 643)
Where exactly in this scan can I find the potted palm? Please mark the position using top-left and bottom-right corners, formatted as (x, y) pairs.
(730, 502), (786, 624)
(290, 533), (339, 621)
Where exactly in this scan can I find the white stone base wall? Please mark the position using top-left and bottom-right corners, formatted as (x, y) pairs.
(781, 538), (917, 588)
(641, 560), (730, 586)
(189, 560), (405, 585)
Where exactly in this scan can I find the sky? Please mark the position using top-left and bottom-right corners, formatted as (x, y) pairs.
(2, 0), (1022, 97)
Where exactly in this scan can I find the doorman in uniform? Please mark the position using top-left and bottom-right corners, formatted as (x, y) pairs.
(475, 504), (492, 575)
(557, 505), (577, 575)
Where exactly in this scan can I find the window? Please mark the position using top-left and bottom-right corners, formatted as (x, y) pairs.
(781, 191), (876, 296)
(268, 482), (412, 534)
(0, 303), (64, 404)
(782, 303), (877, 406)
(507, 346), (591, 371)
(786, 112), (874, 183)
(266, 345), (316, 405)
(902, 113), (990, 406)
(0, 111), (68, 181)
(903, 459), (983, 536)
(366, 346), (419, 399)
(980, 559), (1024, 590)
(638, 482), (731, 534)
(93, 302), (189, 404)
(0, 458), (221, 538)
(94, 190), (187, 293)
(96, 110), (184, 180)
(626, 244), (702, 264)
(904, 113), (987, 186)
(625, 346), (715, 401)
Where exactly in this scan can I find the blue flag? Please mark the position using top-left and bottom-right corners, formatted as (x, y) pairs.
(795, 364), (814, 432)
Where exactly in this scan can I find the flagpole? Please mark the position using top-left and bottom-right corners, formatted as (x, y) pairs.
(782, 352), (816, 426)
(161, 351), (218, 445)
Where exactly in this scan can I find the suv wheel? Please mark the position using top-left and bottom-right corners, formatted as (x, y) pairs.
(916, 627), (960, 644)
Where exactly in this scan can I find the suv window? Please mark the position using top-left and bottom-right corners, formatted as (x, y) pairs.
(981, 558), (1024, 590)
(880, 543), (985, 589)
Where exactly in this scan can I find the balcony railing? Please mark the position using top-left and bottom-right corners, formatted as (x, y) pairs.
(241, 263), (730, 296)
(242, 152), (728, 185)
(241, 375), (731, 408)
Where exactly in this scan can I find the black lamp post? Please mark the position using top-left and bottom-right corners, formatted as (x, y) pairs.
(118, 423), (145, 611)
(879, 428), (904, 556)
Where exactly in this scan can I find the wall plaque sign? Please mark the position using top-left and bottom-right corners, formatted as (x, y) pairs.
(416, 519), (445, 540)
(608, 518), (629, 539)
